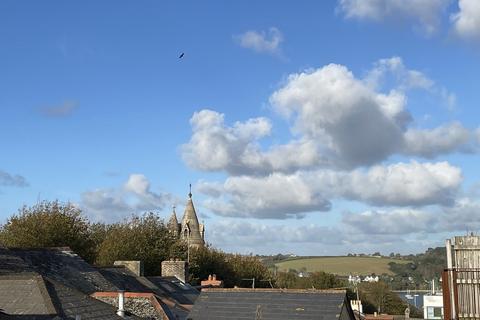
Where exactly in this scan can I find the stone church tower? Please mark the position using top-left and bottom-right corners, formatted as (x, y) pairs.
(168, 186), (205, 248)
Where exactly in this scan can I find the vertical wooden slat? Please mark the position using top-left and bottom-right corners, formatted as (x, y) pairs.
(454, 270), (459, 319)
(444, 270), (452, 320)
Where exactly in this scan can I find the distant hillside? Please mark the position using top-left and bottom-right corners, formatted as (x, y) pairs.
(274, 256), (412, 276)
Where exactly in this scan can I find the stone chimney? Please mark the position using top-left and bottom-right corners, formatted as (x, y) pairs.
(161, 259), (188, 283)
(200, 274), (223, 288)
(113, 261), (144, 277)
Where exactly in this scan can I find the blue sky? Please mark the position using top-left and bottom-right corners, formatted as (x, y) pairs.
(2, 0), (480, 255)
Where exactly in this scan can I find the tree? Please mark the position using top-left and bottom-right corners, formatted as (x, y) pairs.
(357, 281), (422, 316)
(228, 254), (272, 288)
(189, 247), (272, 288)
(0, 200), (96, 262)
(310, 271), (345, 289)
(275, 271), (298, 288)
(189, 246), (234, 286)
(95, 212), (185, 275)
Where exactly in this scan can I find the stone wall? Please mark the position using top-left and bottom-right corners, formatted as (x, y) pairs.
(113, 260), (144, 277)
(161, 259), (188, 283)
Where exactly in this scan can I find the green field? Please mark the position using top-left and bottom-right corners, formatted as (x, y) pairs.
(274, 256), (411, 276)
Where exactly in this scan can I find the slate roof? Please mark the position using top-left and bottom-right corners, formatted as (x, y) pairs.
(187, 288), (356, 320)
(99, 268), (198, 319)
(0, 274), (56, 318)
(0, 273), (126, 320)
(9, 247), (117, 294)
(0, 248), (35, 275)
(0, 247), (199, 319)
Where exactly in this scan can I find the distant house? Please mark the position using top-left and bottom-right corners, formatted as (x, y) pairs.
(187, 288), (356, 320)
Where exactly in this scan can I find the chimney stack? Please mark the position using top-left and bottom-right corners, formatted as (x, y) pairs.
(161, 259), (189, 283)
(113, 261), (144, 277)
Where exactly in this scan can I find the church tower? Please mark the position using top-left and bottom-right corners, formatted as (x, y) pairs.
(180, 185), (205, 248)
(167, 205), (181, 238)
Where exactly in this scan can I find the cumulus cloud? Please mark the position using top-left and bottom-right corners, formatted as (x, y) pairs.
(366, 57), (456, 109)
(40, 101), (77, 117)
(343, 197), (480, 236)
(184, 58), (474, 176)
(337, 0), (451, 35)
(0, 170), (29, 187)
(234, 27), (283, 55)
(451, 0), (480, 40)
(202, 173), (332, 219)
(404, 122), (476, 157)
(207, 197), (480, 254)
(81, 174), (173, 221)
(183, 57), (478, 222)
(336, 161), (462, 206)
(342, 209), (436, 235)
(200, 161), (462, 219)
(270, 59), (473, 167)
(271, 63), (408, 167)
(181, 110), (325, 175)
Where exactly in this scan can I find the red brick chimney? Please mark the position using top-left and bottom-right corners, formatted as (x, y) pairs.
(201, 274), (223, 288)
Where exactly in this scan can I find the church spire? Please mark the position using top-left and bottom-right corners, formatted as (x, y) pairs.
(168, 205), (180, 238)
(180, 185), (205, 248)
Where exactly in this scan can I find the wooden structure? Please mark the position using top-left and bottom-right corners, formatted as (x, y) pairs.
(443, 236), (480, 319)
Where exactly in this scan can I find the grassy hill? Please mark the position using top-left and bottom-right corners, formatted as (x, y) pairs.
(274, 256), (412, 276)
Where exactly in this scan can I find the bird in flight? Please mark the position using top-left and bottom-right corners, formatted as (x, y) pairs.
(179, 52), (185, 59)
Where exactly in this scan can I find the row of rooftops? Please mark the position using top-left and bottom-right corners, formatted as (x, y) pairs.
(0, 246), (356, 319)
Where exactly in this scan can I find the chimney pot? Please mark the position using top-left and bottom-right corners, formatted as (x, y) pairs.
(117, 290), (125, 318)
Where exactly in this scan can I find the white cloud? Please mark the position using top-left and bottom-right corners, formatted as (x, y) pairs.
(182, 57), (478, 223)
(0, 170), (29, 187)
(343, 197), (480, 236)
(184, 59), (473, 176)
(202, 172), (332, 219)
(338, 0), (451, 35)
(200, 161), (462, 219)
(206, 197), (480, 254)
(234, 27), (283, 55)
(181, 109), (325, 175)
(81, 174), (173, 222)
(338, 161), (462, 206)
(366, 56), (456, 109)
(342, 209), (436, 235)
(270, 60), (472, 167)
(270, 63), (408, 167)
(366, 56), (434, 91)
(404, 122), (475, 157)
(451, 0), (480, 40)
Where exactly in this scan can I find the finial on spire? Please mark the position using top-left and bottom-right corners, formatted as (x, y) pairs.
(188, 183), (192, 198)
(172, 205), (176, 212)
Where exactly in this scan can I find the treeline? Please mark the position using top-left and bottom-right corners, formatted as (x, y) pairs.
(349, 282), (423, 318)
(388, 247), (446, 290)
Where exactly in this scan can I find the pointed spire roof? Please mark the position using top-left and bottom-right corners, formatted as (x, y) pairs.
(181, 193), (200, 228)
(168, 205), (179, 227)
(180, 186), (204, 247)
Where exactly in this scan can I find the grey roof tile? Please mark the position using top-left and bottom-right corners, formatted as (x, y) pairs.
(187, 289), (355, 320)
